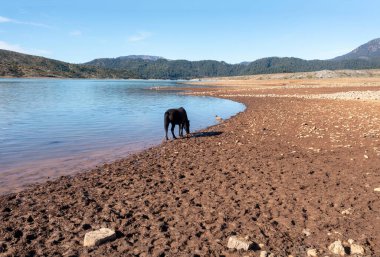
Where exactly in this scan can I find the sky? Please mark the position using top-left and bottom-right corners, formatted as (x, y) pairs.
(0, 0), (379, 64)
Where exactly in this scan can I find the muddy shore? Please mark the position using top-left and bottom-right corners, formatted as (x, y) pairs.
(1, 77), (380, 256)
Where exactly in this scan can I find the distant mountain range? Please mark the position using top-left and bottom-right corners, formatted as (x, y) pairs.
(1, 38), (380, 79)
(333, 38), (380, 61)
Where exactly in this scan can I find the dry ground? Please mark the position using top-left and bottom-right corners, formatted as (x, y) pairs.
(1, 70), (380, 256)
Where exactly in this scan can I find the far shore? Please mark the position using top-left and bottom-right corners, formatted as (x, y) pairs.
(1, 70), (380, 256)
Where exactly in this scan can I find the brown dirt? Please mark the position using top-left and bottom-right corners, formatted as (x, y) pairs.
(1, 78), (380, 256)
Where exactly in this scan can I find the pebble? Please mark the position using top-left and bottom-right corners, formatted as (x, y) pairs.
(341, 208), (353, 215)
(227, 236), (252, 251)
(302, 228), (311, 236)
(328, 240), (345, 256)
(307, 248), (318, 257)
(260, 251), (268, 257)
(83, 228), (116, 247)
(374, 188), (380, 192)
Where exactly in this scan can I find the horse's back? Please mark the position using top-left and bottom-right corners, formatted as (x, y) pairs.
(165, 107), (187, 123)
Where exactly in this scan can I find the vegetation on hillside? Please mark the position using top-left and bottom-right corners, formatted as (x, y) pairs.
(0, 50), (134, 79)
(1, 38), (380, 79)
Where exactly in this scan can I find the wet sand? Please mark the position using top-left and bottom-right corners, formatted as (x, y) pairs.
(0, 143), (150, 195)
(1, 74), (380, 256)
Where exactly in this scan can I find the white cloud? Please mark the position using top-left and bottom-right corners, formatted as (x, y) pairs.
(69, 30), (82, 37)
(0, 40), (51, 56)
(128, 31), (152, 42)
(0, 16), (12, 23)
(0, 15), (50, 28)
(0, 40), (24, 52)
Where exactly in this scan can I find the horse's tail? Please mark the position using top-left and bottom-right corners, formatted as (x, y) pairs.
(164, 111), (170, 128)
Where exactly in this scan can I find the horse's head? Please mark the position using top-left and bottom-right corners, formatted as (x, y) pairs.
(185, 119), (190, 135)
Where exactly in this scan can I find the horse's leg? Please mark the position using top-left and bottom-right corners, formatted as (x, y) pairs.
(171, 123), (177, 139)
(179, 123), (183, 137)
(164, 116), (169, 140)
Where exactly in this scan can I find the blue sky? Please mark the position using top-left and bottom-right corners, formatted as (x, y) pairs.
(0, 0), (379, 63)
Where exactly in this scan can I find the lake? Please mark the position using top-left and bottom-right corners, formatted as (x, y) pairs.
(0, 79), (245, 194)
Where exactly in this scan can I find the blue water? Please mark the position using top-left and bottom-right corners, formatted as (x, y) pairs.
(0, 79), (244, 192)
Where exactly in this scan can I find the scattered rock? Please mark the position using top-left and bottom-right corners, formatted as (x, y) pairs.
(341, 208), (353, 215)
(83, 228), (116, 247)
(348, 239), (365, 255)
(260, 250), (268, 257)
(227, 236), (252, 251)
(307, 248), (318, 257)
(302, 228), (311, 236)
(328, 240), (345, 256)
(351, 244), (365, 255)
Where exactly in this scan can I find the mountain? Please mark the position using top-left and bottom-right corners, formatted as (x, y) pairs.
(84, 55), (164, 69)
(119, 55), (164, 61)
(334, 38), (380, 61)
(0, 49), (135, 78)
(82, 55), (380, 79)
(1, 38), (380, 79)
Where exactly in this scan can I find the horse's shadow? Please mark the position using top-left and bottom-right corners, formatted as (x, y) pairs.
(191, 131), (223, 138)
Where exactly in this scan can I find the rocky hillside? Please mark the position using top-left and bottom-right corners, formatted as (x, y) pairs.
(334, 38), (380, 61)
(0, 50), (134, 78)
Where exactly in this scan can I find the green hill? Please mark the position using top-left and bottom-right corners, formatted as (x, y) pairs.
(0, 50), (134, 78)
(2, 38), (380, 79)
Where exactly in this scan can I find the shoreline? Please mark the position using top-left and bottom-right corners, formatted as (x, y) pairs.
(1, 76), (380, 256)
(0, 79), (244, 195)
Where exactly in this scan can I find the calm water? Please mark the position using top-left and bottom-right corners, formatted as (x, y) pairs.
(0, 79), (244, 193)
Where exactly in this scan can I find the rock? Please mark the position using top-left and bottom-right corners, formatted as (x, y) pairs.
(364, 155), (369, 159)
(302, 228), (311, 236)
(374, 188), (380, 192)
(83, 228), (116, 247)
(227, 236), (252, 251)
(349, 242), (365, 255)
(307, 248), (318, 257)
(328, 240), (345, 256)
(350, 244), (364, 255)
(260, 251), (268, 257)
(341, 208), (353, 215)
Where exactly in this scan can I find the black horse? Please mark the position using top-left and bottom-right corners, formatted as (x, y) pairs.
(164, 107), (190, 140)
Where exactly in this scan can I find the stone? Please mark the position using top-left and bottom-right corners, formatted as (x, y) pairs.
(374, 188), (380, 192)
(341, 208), (353, 215)
(302, 228), (311, 236)
(260, 251), (268, 257)
(307, 248), (318, 257)
(83, 228), (116, 247)
(350, 243), (365, 255)
(328, 240), (345, 256)
(227, 236), (252, 251)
